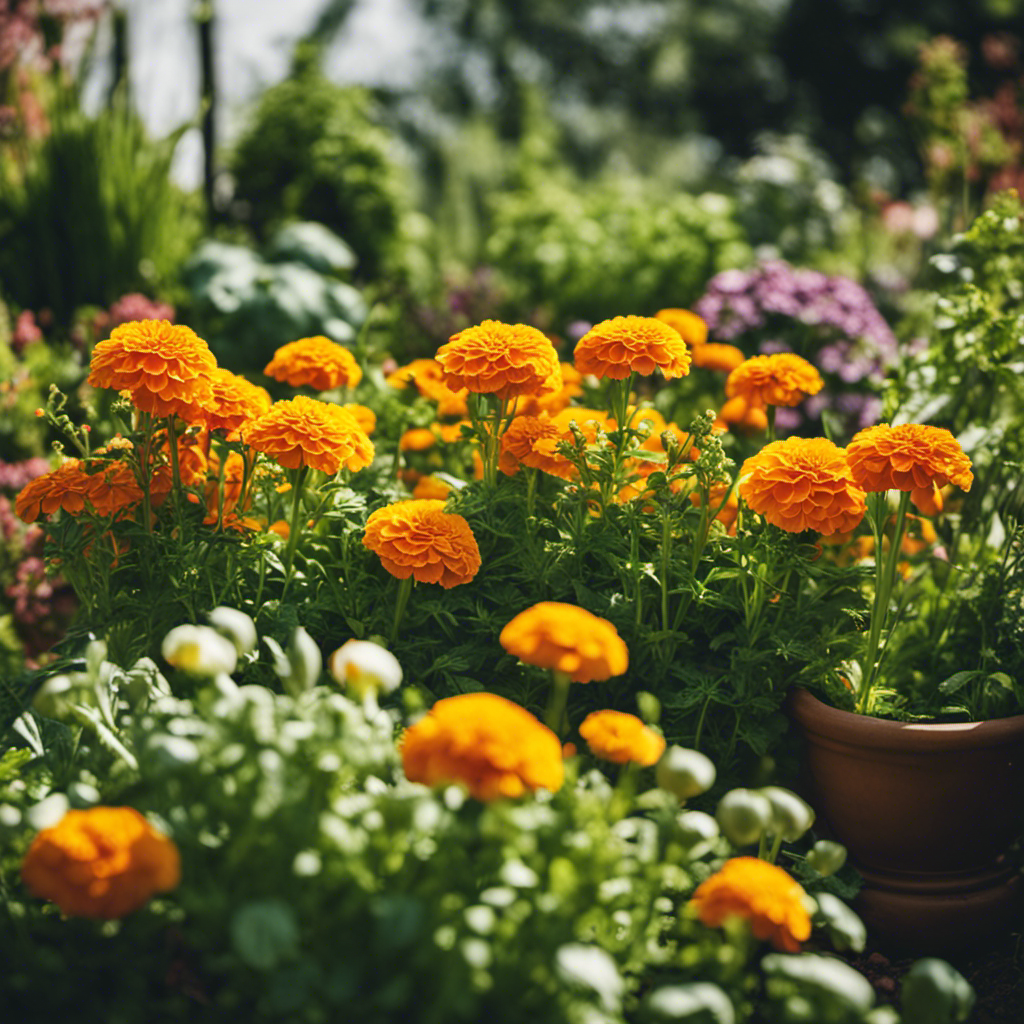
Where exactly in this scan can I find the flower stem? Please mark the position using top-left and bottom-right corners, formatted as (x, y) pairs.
(766, 404), (776, 444)
(544, 670), (572, 736)
(391, 575), (414, 642)
(281, 465), (309, 598)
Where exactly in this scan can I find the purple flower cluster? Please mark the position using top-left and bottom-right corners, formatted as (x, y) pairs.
(0, 457), (49, 491)
(695, 260), (898, 383)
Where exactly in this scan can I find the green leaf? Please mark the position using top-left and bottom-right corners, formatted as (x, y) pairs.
(231, 900), (300, 971)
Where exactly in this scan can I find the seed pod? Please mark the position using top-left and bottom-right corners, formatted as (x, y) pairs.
(806, 840), (847, 877)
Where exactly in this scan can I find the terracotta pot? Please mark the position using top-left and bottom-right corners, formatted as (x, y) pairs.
(787, 687), (1024, 953)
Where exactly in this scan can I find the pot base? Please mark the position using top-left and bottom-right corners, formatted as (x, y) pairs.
(855, 866), (1022, 954)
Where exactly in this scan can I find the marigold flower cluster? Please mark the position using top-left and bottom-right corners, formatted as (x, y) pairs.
(690, 856), (812, 952)
(363, 499), (481, 588)
(579, 710), (666, 766)
(264, 336), (363, 392)
(436, 320), (560, 400)
(15, 459), (143, 522)
(500, 602), (628, 683)
(21, 807), (180, 919)
(740, 438), (867, 535)
(387, 359), (469, 418)
(243, 396), (374, 475)
(574, 315), (691, 380)
(401, 692), (564, 800)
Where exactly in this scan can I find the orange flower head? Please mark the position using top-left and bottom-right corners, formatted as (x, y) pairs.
(499, 602), (629, 683)
(689, 482), (740, 534)
(718, 396), (768, 433)
(22, 807), (180, 919)
(655, 308), (708, 348)
(243, 396), (375, 474)
(845, 424), (973, 510)
(517, 362), (584, 416)
(88, 319), (216, 422)
(15, 460), (101, 522)
(499, 414), (578, 481)
(691, 857), (812, 952)
(694, 343), (747, 373)
(726, 353), (823, 409)
(401, 692), (563, 800)
(740, 437), (867, 535)
(387, 359), (469, 418)
(400, 427), (437, 452)
(85, 461), (145, 519)
(204, 368), (272, 434)
(579, 710), (665, 766)
(363, 499), (481, 588)
(341, 403), (377, 435)
(412, 476), (453, 500)
(435, 320), (560, 400)
(574, 315), (691, 380)
(159, 428), (208, 488)
(263, 336), (362, 391)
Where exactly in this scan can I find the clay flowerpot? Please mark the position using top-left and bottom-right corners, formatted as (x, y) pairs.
(787, 687), (1024, 953)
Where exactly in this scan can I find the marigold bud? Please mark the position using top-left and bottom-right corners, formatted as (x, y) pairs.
(656, 746), (716, 800)
(716, 788), (773, 846)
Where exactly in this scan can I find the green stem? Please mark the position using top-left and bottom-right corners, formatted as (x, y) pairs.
(281, 465), (309, 598)
(766, 405), (776, 444)
(526, 467), (537, 519)
(631, 514), (643, 629)
(391, 575), (414, 642)
(765, 831), (784, 865)
(661, 507), (672, 635)
(544, 671), (572, 736)
(857, 491), (911, 713)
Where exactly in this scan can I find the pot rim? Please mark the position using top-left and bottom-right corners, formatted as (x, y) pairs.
(787, 686), (1024, 753)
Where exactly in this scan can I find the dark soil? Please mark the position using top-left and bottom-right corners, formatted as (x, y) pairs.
(839, 931), (1024, 1022)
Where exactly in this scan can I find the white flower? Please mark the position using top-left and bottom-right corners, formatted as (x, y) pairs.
(328, 639), (403, 698)
(162, 624), (237, 678)
(208, 607), (257, 655)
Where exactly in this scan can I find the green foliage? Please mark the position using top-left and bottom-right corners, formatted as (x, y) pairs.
(485, 178), (750, 325)
(0, 84), (200, 324)
(229, 46), (409, 279)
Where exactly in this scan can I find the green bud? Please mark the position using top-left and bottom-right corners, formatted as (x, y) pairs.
(656, 746), (716, 800)
(288, 626), (322, 692)
(715, 788), (772, 846)
(806, 840), (847, 877)
(636, 691), (661, 725)
(759, 786), (815, 842)
(33, 675), (74, 718)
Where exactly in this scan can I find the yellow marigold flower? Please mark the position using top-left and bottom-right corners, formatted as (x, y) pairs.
(693, 342), (747, 373)
(437, 420), (472, 444)
(656, 308), (708, 348)
(243, 396), (374, 475)
(845, 424), (973, 516)
(499, 602), (629, 683)
(363, 499), (481, 588)
(22, 807), (180, 919)
(579, 710), (666, 766)
(158, 428), (208, 488)
(436, 320), (560, 400)
(401, 692), (563, 800)
(412, 476), (453, 500)
(264, 336), (362, 391)
(341, 403), (376, 435)
(388, 359), (470, 418)
(726, 353), (823, 409)
(204, 368), (272, 435)
(574, 315), (691, 380)
(740, 437), (867, 535)
(499, 413), (578, 481)
(88, 319), (216, 422)
(517, 362), (584, 416)
(399, 427), (437, 452)
(690, 856), (812, 952)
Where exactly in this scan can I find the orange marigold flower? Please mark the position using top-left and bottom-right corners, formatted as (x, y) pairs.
(400, 427), (437, 452)
(718, 396), (768, 433)
(579, 710), (666, 766)
(263, 336), (362, 391)
(388, 359), (470, 418)
(85, 461), (145, 519)
(726, 353), (823, 409)
(499, 414), (578, 481)
(517, 362), (584, 416)
(499, 602), (629, 683)
(204, 368), (272, 434)
(341, 403), (376, 435)
(158, 428), (208, 488)
(22, 807), (180, 919)
(691, 856), (812, 952)
(436, 320), (560, 400)
(401, 692), (563, 800)
(412, 476), (453, 500)
(204, 451), (248, 523)
(574, 315), (691, 380)
(16, 460), (100, 522)
(845, 424), (973, 514)
(363, 499), (481, 588)
(693, 343), (746, 373)
(740, 437), (867, 535)
(243, 396), (375, 474)
(655, 308), (708, 348)
(689, 482), (740, 534)
(88, 319), (216, 422)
